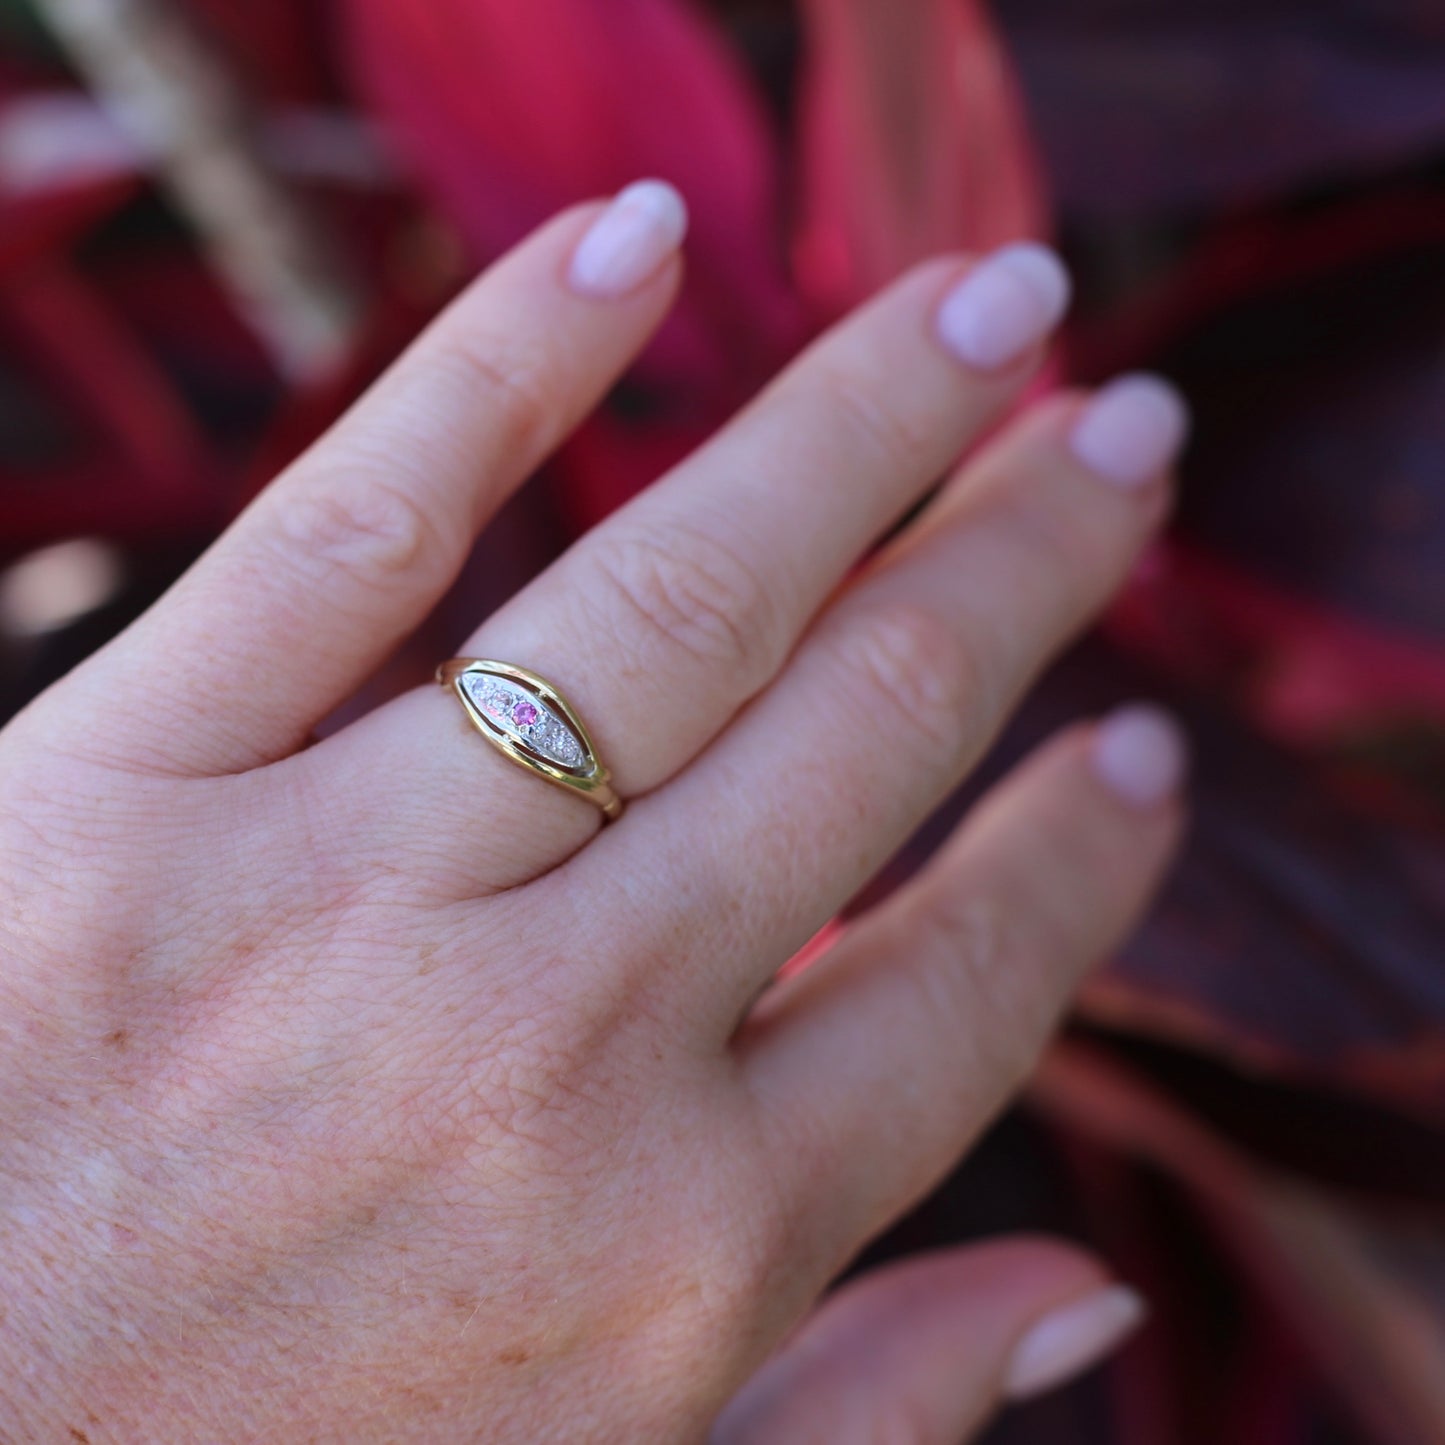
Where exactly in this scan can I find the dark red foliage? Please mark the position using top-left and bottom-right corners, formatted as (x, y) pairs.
(2, 2), (1443, 1441)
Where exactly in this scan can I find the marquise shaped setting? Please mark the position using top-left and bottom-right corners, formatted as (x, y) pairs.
(437, 657), (621, 819)
(456, 668), (589, 772)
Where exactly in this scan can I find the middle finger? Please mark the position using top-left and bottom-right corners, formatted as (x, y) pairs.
(324, 244), (1071, 892)
(572, 375), (1186, 1035)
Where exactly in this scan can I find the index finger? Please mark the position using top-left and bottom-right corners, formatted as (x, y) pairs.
(58, 183), (687, 777)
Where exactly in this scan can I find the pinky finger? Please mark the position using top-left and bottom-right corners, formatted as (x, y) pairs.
(739, 706), (1188, 1257)
(710, 1239), (1145, 1444)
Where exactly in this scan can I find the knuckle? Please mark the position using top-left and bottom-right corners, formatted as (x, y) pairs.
(656, 1120), (810, 1345)
(833, 603), (985, 759)
(1004, 481), (1126, 602)
(583, 519), (780, 678)
(814, 363), (935, 476)
(428, 331), (553, 458)
(679, 1184), (799, 1340)
(277, 472), (443, 594)
(909, 890), (1055, 1094)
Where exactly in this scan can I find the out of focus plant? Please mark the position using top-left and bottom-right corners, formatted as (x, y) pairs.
(2, 3), (1443, 1441)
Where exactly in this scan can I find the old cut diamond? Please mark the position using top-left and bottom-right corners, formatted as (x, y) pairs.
(538, 718), (584, 768)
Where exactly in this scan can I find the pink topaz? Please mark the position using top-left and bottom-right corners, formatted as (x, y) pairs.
(512, 700), (539, 727)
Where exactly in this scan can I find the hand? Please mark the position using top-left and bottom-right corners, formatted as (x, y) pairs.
(0, 182), (1187, 1443)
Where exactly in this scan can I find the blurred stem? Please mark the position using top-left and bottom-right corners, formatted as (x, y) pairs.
(30, 0), (360, 382)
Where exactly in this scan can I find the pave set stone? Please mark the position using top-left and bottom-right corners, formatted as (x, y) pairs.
(460, 672), (586, 770)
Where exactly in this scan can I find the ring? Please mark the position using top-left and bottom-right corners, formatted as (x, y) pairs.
(436, 659), (623, 822)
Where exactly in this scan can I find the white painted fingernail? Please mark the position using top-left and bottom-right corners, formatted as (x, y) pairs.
(1092, 705), (1188, 810)
(568, 179), (688, 298)
(1004, 1286), (1146, 1401)
(936, 242), (1071, 370)
(1071, 374), (1191, 488)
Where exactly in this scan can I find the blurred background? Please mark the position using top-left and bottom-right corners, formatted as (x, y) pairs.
(1, 2), (1443, 1440)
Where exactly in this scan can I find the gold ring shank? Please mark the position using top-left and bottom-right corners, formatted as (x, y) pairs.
(437, 659), (622, 822)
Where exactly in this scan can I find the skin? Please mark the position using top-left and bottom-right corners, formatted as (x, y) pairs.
(0, 201), (1184, 1442)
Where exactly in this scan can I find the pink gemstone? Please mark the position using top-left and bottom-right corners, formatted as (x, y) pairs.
(512, 700), (539, 727)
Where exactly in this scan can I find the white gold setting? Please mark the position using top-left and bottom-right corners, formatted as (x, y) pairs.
(459, 672), (585, 770)
(437, 658), (622, 821)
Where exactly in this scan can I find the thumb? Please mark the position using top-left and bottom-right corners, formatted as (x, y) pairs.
(710, 1237), (1145, 1445)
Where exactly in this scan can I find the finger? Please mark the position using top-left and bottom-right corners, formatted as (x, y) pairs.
(321, 244), (1071, 892)
(579, 374), (1188, 1022)
(75, 182), (688, 776)
(741, 709), (1186, 1255)
(711, 1241), (1144, 1445)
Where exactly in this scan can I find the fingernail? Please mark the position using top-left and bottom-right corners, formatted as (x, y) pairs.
(936, 242), (1071, 370)
(1071, 374), (1191, 488)
(1004, 1286), (1146, 1401)
(568, 179), (688, 298)
(1092, 705), (1188, 810)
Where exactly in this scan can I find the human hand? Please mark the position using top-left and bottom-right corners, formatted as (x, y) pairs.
(0, 182), (1188, 1442)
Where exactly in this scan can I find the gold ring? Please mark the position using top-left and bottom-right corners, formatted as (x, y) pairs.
(436, 659), (623, 822)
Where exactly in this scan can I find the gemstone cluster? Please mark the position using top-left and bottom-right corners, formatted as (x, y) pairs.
(460, 672), (586, 769)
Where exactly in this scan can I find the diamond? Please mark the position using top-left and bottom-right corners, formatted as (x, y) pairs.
(539, 719), (584, 767)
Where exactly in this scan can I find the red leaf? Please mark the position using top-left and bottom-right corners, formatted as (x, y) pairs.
(1113, 546), (1445, 766)
(998, 1), (1445, 221)
(1, 258), (205, 499)
(1034, 1042), (1445, 1445)
(339, 0), (809, 521)
(794, 0), (1048, 315)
